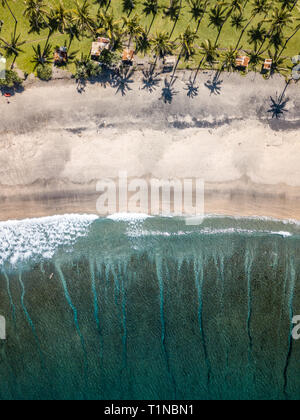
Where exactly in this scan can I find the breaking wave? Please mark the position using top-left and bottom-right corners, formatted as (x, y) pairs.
(0, 214), (98, 267)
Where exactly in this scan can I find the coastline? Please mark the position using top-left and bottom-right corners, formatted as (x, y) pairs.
(1, 71), (300, 222)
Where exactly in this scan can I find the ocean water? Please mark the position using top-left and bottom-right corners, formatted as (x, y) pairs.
(0, 214), (299, 400)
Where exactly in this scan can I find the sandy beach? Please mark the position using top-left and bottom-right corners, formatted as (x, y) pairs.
(1, 71), (300, 221)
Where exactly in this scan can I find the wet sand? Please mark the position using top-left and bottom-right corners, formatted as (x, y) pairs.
(0, 71), (300, 221)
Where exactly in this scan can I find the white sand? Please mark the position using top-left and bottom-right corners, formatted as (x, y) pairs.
(0, 72), (300, 220)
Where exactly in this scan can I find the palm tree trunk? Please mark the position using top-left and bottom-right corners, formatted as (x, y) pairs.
(192, 56), (206, 84)
(235, 15), (255, 50)
(243, 0), (250, 10)
(215, 5), (234, 47)
(290, 0), (298, 11)
(11, 53), (17, 69)
(257, 27), (273, 54)
(279, 78), (291, 103)
(171, 48), (182, 82)
(44, 29), (53, 52)
(147, 14), (156, 35)
(215, 26), (224, 47)
(169, 18), (178, 38)
(278, 24), (300, 59)
(195, 10), (206, 34)
(3, 0), (18, 38)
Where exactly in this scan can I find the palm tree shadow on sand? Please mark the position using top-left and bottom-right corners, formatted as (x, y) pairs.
(268, 95), (289, 119)
(268, 81), (291, 119)
(141, 66), (161, 93)
(160, 77), (178, 104)
(184, 77), (199, 99)
(204, 72), (223, 96)
(112, 67), (134, 96)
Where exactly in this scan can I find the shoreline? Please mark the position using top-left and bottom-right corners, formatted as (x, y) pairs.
(1, 173), (300, 223)
(1, 72), (300, 222)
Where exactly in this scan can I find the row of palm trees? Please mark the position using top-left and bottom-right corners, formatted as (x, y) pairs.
(0, 0), (300, 78)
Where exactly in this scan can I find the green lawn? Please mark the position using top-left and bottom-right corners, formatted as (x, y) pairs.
(0, 0), (300, 76)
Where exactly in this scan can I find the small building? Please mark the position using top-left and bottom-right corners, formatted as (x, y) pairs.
(235, 55), (250, 69)
(91, 37), (110, 60)
(122, 49), (134, 64)
(263, 58), (273, 71)
(163, 55), (176, 72)
(54, 46), (68, 64)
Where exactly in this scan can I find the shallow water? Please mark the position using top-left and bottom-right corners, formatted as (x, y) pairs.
(0, 215), (299, 400)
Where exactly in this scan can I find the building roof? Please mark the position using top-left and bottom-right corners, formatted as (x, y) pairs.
(54, 47), (68, 63)
(164, 56), (176, 66)
(236, 56), (250, 68)
(91, 38), (110, 57)
(263, 59), (273, 70)
(122, 49), (134, 62)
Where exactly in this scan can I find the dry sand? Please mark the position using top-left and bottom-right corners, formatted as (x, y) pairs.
(0, 71), (300, 221)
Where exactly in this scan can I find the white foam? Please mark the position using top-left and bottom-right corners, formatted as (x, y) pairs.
(203, 213), (300, 226)
(0, 214), (98, 267)
(127, 228), (294, 238)
(107, 213), (152, 222)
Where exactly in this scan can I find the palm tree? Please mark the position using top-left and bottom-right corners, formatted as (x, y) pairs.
(220, 45), (238, 73)
(97, 11), (124, 51)
(110, 26), (125, 52)
(31, 42), (52, 69)
(97, 10), (122, 41)
(163, 0), (183, 38)
(267, 50), (290, 75)
(122, 15), (143, 48)
(190, 38), (218, 86)
(258, 7), (294, 52)
(0, 32), (25, 68)
(24, 0), (50, 34)
(177, 27), (197, 62)
(95, 0), (111, 12)
(75, 53), (102, 90)
(122, 0), (137, 17)
(152, 31), (175, 64)
(235, 0), (271, 50)
(188, 0), (210, 33)
(248, 49), (264, 71)
(142, 0), (160, 34)
(66, 18), (81, 48)
(277, 21), (300, 58)
(135, 30), (152, 55)
(228, 0), (245, 17)
(73, 0), (95, 36)
(210, 0), (244, 47)
(199, 38), (219, 67)
(208, 4), (227, 46)
(171, 27), (197, 80)
(278, 0), (298, 10)
(49, 1), (72, 34)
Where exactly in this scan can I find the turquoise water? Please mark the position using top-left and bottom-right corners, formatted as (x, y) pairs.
(0, 215), (299, 400)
